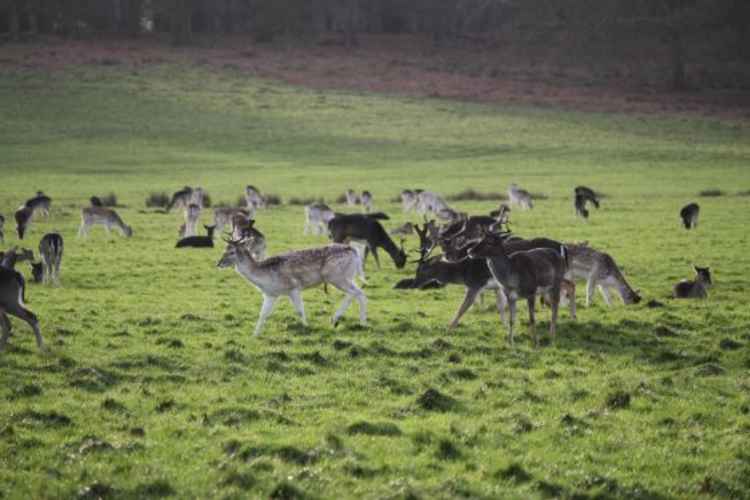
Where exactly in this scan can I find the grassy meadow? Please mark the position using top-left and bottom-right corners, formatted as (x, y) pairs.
(1, 63), (750, 499)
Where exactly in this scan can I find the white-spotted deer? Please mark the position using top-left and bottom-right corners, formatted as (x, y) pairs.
(78, 207), (133, 238)
(217, 240), (367, 336)
(564, 242), (641, 306)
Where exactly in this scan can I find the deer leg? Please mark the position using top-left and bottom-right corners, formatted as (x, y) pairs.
(599, 285), (613, 306)
(495, 289), (507, 325)
(288, 289), (307, 326)
(77, 222), (87, 238)
(527, 296), (537, 347)
(370, 246), (382, 270)
(568, 285), (577, 320)
(254, 295), (277, 336)
(5, 305), (44, 350)
(449, 287), (480, 329)
(586, 276), (596, 307)
(0, 312), (11, 351)
(507, 298), (517, 345)
(548, 289), (560, 343)
(330, 280), (367, 326)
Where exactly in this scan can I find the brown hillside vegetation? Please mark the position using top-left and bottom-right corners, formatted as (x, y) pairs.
(3, 34), (750, 120)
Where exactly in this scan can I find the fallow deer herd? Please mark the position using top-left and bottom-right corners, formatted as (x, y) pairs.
(0, 182), (712, 352)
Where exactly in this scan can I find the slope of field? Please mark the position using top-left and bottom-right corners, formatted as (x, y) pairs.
(1, 64), (749, 499)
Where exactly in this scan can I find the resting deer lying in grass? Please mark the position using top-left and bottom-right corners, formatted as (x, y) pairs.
(0, 266), (44, 352)
(673, 266), (711, 299)
(304, 203), (335, 236)
(564, 242), (641, 306)
(217, 239), (367, 335)
(176, 225), (216, 248)
(328, 213), (407, 270)
(37, 233), (63, 285)
(508, 183), (533, 210)
(468, 230), (567, 346)
(78, 207), (133, 238)
(680, 203), (700, 229)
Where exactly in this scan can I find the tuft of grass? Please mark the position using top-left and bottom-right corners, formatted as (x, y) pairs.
(445, 188), (506, 202)
(346, 421), (402, 436)
(699, 188), (725, 197)
(146, 192), (170, 208)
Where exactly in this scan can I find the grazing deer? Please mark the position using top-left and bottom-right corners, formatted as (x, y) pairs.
(24, 191), (51, 218)
(0, 214), (4, 242)
(416, 191), (451, 216)
(508, 183), (533, 210)
(574, 186), (599, 220)
(217, 240), (367, 335)
(344, 189), (360, 207)
(78, 207), (133, 238)
(213, 207), (251, 232)
(564, 242), (641, 306)
(168, 186), (193, 212)
(361, 191), (373, 213)
(304, 202), (335, 236)
(38, 233), (63, 285)
(680, 203), (700, 229)
(14, 206), (34, 239)
(176, 225), (216, 248)
(181, 203), (201, 237)
(411, 224), (506, 328)
(468, 231), (567, 346)
(673, 266), (712, 299)
(245, 185), (265, 210)
(328, 213), (407, 270)
(0, 266), (44, 351)
(0, 247), (34, 269)
(401, 190), (418, 213)
(232, 215), (266, 260)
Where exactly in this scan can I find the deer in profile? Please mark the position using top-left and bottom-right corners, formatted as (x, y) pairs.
(176, 225), (216, 248)
(232, 215), (266, 260)
(574, 186), (600, 220)
(304, 202), (335, 236)
(167, 186), (193, 212)
(217, 239), (367, 336)
(468, 230), (567, 346)
(328, 213), (407, 270)
(36, 233), (63, 285)
(78, 207), (133, 238)
(245, 185), (265, 210)
(508, 183), (533, 210)
(673, 266), (711, 299)
(14, 206), (34, 240)
(213, 207), (251, 233)
(680, 203), (700, 229)
(564, 242), (641, 307)
(24, 191), (52, 218)
(0, 266), (44, 352)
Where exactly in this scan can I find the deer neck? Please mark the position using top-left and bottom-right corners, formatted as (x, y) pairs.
(484, 248), (515, 288)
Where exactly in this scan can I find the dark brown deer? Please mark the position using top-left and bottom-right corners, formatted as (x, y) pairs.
(0, 266), (44, 351)
(680, 203), (700, 230)
(176, 225), (216, 248)
(468, 231), (567, 346)
(328, 213), (406, 269)
(14, 206), (34, 239)
(673, 265), (711, 299)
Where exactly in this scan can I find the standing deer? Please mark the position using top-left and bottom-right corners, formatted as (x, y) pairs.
(0, 266), (44, 351)
(24, 191), (52, 218)
(564, 242), (641, 306)
(468, 231), (567, 346)
(168, 186), (193, 212)
(182, 203), (201, 237)
(304, 203), (335, 235)
(680, 203), (700, 229)
(673, 266), (712, 299)
(213, 207), (250, 233)
(328, 213), (407, 270)
(574, 186), (600, 219)
(245, 185), (265, 210)
(78, 207), (133, 238)
(38, 233), (63, 285)
(14, 206), (34, 239)
(217, 240), (367, 335)
(508, 184), (533, 210)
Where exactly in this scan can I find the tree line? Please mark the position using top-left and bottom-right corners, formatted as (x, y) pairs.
(1, 0), (749, 90)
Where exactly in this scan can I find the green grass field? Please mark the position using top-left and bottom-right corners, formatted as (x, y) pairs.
(1, 63), (749, 499)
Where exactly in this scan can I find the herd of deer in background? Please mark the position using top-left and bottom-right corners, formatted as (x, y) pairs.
(0, 182), (711, 352)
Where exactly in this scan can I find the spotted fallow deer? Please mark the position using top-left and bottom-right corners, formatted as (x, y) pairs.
(78, 207), (133, 238)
